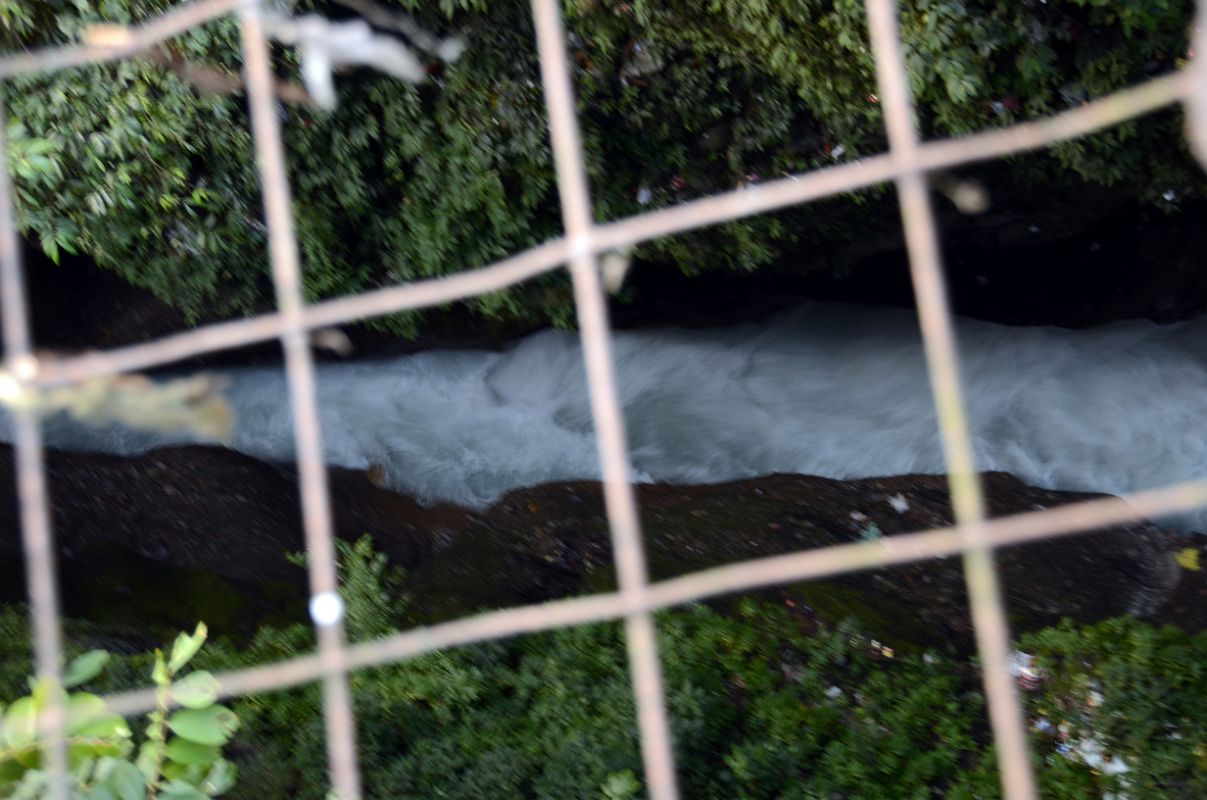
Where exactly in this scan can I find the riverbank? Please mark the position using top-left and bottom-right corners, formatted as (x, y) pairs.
(2, 444), (1202, 651)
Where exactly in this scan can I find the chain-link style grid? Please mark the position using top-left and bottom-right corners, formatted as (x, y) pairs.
(2, 1), (1205, 798)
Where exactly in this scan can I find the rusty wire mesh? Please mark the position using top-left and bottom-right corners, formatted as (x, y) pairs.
(1, 1), (1206, 798)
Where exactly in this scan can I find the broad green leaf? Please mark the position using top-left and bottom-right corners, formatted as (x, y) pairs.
(168, 624), (207, 674)
(169, 672), (218, 710)
(63, 651), (109, 689)
(73, 749), (97, 780)
(65, 693), (108, 735)
(164, 737), (220, 767)
(200, 759), (236, 797)
(100, 761), (145, 800)
(68, 739), (125, 764)
(90, 756), (118, 781)
(158, 780), (210, 800)
(166, 706), (238, 747)
(26, 155), (54, 174)
(68, 742), (103, 769)
(74, 714), (129, 740)
(2, 697), (36, 747)
(23, 139), (56, 157)
(161, 761), (206, 783)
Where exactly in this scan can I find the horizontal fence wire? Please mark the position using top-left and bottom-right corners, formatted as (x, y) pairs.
(0, 0), (1204, 798)
(23, 70), (1193, 388)
(97, 473), (1207, 720)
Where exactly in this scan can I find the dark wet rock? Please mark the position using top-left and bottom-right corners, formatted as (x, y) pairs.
(0, 444), (472, 635)
(412, 473), (1204, 651)
(0, 444), (1202, 648)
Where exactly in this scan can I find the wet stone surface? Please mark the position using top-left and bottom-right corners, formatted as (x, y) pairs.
(1, 444), (1202, 649)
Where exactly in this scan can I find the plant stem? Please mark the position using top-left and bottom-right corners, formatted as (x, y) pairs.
(145, 679), (170, 800)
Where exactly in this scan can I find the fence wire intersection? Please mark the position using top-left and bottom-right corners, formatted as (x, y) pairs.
(1, 1), (1205, 799)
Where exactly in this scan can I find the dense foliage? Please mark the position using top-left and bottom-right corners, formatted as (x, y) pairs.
(3, 537), (1203, 799)
(2, 1), (1202, 332)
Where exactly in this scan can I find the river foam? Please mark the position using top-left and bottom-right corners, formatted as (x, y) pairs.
(26, 302), (1207, 530)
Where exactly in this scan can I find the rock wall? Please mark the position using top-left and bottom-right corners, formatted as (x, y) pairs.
(1, 444), (1202, 649)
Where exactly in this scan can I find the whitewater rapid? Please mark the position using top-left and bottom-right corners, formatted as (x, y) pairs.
(29, 302), (1207, 530)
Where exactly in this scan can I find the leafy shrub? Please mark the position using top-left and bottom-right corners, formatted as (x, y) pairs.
(2, 1), (1201, 332)
(0, 623), (239, 800)
(209, 540), (1206, 800)
(1021, 617), (1207, 800)
(1, 538), (1203, 799)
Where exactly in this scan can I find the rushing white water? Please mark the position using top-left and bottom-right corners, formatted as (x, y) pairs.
(28, 302), (1207, 530)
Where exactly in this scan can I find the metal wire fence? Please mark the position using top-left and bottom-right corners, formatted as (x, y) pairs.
(1, 1), (1205, 798)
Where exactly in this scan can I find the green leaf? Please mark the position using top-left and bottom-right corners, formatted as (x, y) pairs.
(25, 155), (54, 174)
(73, 713), (129, 740)
(169, 672), (218, 710)
(66, 693), (109, 735)
(29, 676), (54, 711)
(0, 756), (24, 783)
(200, 759), (236, 796)
(42, 237), (60, 265)
(158, 781), (210, 800)
(164, 737), (220, 767)
(22, 139), (56, 157)
(67, 738), (125, 768)
(135, 741), (160, 784)
(2, 697), (36, 747)
(99, 760), (144, 800)
(161, 761), (201, 782)
(166, 706), (238, 747)
(151, 653), (169, 686)
(63, 651), (109, 689)
(168, 624), (207, 675)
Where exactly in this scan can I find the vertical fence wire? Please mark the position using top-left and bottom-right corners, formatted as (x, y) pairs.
(864, 2), (1038, 798)
(1191, 3), (1207, 169)
(0, 100), (70, 800)
(529, 2), (681, 799)
(0, 1), (1205, 798)
(237, 4), (362, 798)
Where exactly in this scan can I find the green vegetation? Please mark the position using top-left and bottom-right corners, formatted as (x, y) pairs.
(2, 1), (1202, 333)
(2, 538), (1203, 799)
(0, 623), (239, 800)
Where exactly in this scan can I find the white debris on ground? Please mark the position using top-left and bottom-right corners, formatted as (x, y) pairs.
(886, 492), (909, 513)
(1007, 650), (1044, 690)
(1015, 656), (1135, 799)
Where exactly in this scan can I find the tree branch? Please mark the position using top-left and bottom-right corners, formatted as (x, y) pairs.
(141, 45), (316, 108)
